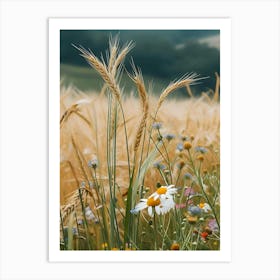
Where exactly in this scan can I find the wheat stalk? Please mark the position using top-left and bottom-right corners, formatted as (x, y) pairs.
(130, 66), (149, 153)
(213, 72), (220, 102)
(60, 104), (79, 128)
(71, 134), (91, 185)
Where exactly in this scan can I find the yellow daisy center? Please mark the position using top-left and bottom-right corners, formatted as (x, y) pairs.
(199, 202), (205, 209)
(156, 187), (167, 195)
(170, 243), (180, 250)
(147, 197), (161, 207)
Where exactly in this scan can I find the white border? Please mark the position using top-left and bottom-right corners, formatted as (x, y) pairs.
(49, 18), (231, 262)
(1, 1), (279, 279)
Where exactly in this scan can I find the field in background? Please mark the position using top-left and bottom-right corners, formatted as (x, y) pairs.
(60, 91), (220, 204)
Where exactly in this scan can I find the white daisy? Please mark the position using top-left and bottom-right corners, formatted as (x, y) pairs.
(131, 185), (177, 217)
(130, 197), (162, 217)
(149, 185), (177, 201)
(85, 206), (99, 223)
(158, 194), (176, 214)
(198, 202), (211, 213)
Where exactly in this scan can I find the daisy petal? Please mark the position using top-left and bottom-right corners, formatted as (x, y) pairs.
(148, 206), (153, 217)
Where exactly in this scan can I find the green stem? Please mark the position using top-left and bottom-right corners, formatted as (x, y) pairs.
(153, 212), (158, 250)
(157, 129), (173, 183)
(78, 188), (93, 250)
(60, 211), (67, 250)
(188, 150), (220, 229)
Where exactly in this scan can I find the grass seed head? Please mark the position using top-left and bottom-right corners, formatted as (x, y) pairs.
(184, 141), (192, 150)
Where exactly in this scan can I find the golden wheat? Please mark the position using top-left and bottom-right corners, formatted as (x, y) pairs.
(60, 88), (220, 204)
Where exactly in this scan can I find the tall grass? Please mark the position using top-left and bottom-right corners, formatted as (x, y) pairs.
(59, 37), (220, 250)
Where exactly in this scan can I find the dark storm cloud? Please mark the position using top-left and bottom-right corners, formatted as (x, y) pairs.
(60, 30), (220, 94)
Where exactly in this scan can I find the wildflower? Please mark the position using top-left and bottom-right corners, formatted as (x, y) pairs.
(183, 141), (192, 150)
(176, 142), (184, 152)
(208, 219), (219, 232)
(85, 206), (98, 223)
(88, 158), (98, 169)
(130, 197), (161, 217)
(153, 161), (165, 170)
(101, 243), (108, 249)
(175, 203), (186, 209)
(195, 146), (208, 154)
(198, 202), (211, 213)
(72, 227), (78, 236)
(204, 226), (213, 235)
(152, 122), (162, 129)
(190, 135), (195, 141)
(170, 243), (180, 250)
(159, 196), (176, 215)
(131, 185), (177, 217)
(200, 231), (209, 240)
(186, 215), (198, 224)
(188, 205), (202, 216)
(164, 133), (176, 141)
(149, 185), (177, 201)
(184, 187), (195, 196)
(176, 160), (185, 169)
(196, 155), (204, 161)
(187, 199), (194, 205)
(184, 173), (192, 180)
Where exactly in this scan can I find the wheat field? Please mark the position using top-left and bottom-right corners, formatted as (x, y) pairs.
(59, 37), (220, 251)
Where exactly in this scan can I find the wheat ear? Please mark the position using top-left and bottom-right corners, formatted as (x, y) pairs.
(108, 35), (119, 72)
(131, 68), (149, 153)
(156, 73), (207, 114)
(111, 41), (134, 77)
(72, 44), (122, 103)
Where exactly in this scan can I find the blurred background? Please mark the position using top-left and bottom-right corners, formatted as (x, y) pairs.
(60, 30), (220, 96)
